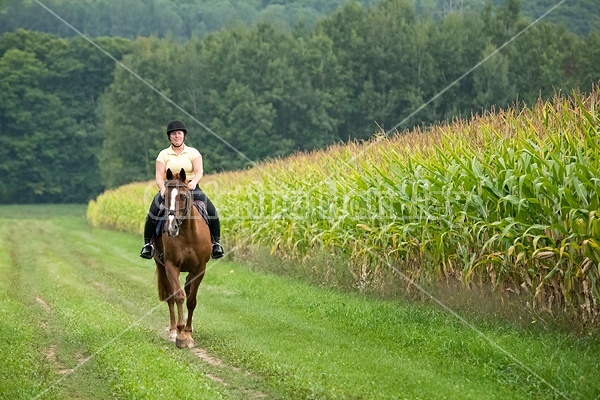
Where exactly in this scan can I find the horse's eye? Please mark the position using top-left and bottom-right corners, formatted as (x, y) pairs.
(179, 194), (186, 201)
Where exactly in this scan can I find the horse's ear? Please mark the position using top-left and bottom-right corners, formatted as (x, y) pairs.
(166, 168), (174, 180)
(180, 168), (186, 182)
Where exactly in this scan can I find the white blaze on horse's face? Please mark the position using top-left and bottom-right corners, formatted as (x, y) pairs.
(166, 187), (179, 237)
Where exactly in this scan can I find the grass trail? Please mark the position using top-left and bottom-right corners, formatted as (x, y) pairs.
(0, 205), (598, 399)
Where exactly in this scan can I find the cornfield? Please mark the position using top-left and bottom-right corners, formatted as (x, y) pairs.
(88, 88), (600, 319)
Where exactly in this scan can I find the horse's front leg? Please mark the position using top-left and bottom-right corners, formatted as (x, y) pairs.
(167, 300), (177, 342)
(185, 272), (205, 331)
(180, 271), (205, 348)
(156, 262), (178, 342)
(174, 299), (187, 348)
(165, 264), (186, 346)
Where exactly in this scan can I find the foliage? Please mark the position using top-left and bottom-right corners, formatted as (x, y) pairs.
(1, 1), (600, 201)
(98, 36), (180, 188)
(0, 29), (133, 203)
(97, 0), (597, 187)
(0, 0), (378, 39)
(1, 0), (598, 38)
(88, 87), (600, 320)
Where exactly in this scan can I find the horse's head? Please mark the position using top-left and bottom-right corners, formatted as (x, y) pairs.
(164, 168), (191, 237)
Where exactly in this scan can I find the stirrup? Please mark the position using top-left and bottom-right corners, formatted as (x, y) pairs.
(140, 243), (154, 259)
(211, 243), (224, 259)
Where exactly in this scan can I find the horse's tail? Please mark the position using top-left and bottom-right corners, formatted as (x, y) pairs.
(156, 266), (169, 302)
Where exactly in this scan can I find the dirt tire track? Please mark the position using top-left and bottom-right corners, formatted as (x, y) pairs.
(191, 347), (267, 399)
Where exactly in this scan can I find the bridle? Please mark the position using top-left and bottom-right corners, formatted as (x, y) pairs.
(164, 181), (191, 235)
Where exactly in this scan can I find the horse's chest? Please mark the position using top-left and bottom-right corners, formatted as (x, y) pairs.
(163, 245), (194, 265)
(174, 250), (198, 268)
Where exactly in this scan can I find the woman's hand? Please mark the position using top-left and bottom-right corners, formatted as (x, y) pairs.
(188, 181), (197, 190)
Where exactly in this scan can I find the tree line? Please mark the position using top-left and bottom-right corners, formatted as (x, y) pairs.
(2, 0), (598, 38)
(0, 0), (599, 203)
(0, 0), (378, 39)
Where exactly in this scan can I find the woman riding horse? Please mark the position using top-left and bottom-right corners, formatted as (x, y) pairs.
(156, 168), (212, 348)
(140, 120), (224, 260)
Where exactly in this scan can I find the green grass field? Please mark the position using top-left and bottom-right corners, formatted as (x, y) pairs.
(0, 205), (599, 399)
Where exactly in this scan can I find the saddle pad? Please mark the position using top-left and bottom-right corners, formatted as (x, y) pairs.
(155, 200), (210, 236)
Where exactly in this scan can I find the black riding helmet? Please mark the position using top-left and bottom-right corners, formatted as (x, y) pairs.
(166, 120), (187, 137)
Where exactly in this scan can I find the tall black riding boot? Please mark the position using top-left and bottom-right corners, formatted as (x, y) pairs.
(140, 215), (157, 259)
(211, 237), (224, 259)
(209, 218), (224, 259)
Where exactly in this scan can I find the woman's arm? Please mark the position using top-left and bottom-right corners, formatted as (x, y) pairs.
(156, 161), (166, 196)
(188, 155), (204, 189)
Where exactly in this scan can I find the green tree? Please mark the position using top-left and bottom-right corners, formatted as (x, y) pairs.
(316, 0), (439, 136)
(175, 24), (340, 168)
(427, 10), (488, 120)
(315, 1), (373, 138)
(506, 21), (579, 104)
(0, 48), (78, 203)
(360, 0), (434, 131)
(205, 80), (280, 171)
(573, 31), (600, 92)
(0, 30), (135, 202)
(98, 36), (179, 189)
(472, 43), (514, 110)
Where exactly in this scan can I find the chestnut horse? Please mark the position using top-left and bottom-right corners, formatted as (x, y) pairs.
(154, 168), (212, 348)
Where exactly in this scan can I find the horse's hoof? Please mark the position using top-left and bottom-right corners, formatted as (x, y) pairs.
(168, 330), (177, 342)
(175, 337), (194, 349)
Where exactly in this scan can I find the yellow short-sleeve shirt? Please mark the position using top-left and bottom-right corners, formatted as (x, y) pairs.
(156, 144), (202, 181)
